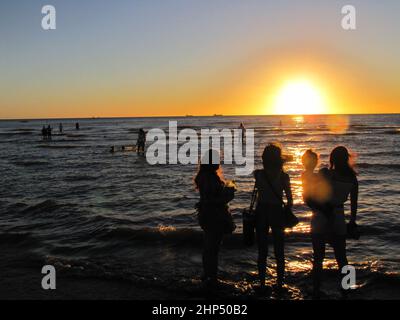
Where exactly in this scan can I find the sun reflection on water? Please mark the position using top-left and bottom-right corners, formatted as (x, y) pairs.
(286, 259), (312, 273)
(285, 145), (309, 205)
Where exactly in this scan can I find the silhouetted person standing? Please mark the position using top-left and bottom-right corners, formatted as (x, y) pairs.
(239, 122), (246, 144)
(75, 122), (80, 130)
(47, 125), (52, 140)
(195, 149), (235, 288)
(136, 128), (146, 154)
(59, 123), (63, 133)
(253, 143), (293, 291)
(41, 126), (47, 140)
(304, 146), (359, 299)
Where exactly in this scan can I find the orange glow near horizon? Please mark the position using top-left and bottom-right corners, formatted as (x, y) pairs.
(1, 53), (398, 119)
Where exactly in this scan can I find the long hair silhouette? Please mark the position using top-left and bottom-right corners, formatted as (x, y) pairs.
(329, 146), (356, 177)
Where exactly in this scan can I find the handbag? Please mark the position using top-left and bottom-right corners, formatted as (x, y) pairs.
(264, 173), (299, 229)
(242, 185), (257, 246)
(221, 207), (236, 234)
(221, 184), (237, 234)
(196, 202), (236, 234)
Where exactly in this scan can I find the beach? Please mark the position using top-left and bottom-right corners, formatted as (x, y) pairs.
(0, 114), (399, 300)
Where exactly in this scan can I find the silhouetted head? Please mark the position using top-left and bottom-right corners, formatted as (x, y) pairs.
(302, 149), (318, 171)
(330, 146), (356, 177)
(262, 143), (284, 173)
(194, 149), (223, 189)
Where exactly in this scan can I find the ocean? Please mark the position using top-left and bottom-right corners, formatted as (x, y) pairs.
(0, 114), (399, 300)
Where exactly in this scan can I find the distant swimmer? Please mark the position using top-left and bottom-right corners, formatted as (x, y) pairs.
(136, 128), (146, 154)
(47, 125), (52, 140)
(59, 123), (63, 133)
(41, 125), (47, 140)
(239, 122), (246, 144)
(75, 122), (80, 130)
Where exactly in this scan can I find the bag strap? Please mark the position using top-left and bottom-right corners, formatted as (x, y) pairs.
(249, 184), (258, 212)
(263, 171), (286, 207)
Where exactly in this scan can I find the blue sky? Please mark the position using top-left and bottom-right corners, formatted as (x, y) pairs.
(1, 0), (399, 118)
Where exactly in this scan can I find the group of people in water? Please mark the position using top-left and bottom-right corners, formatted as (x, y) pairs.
(41, 125), (53, 140)
(195, 143), (359, 299)
(41, 122), (80, 140)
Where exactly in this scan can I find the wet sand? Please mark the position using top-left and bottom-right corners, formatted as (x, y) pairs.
(1, 245), (398, 300)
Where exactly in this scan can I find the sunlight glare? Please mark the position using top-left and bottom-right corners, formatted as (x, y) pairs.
(273, 80), (327, 115)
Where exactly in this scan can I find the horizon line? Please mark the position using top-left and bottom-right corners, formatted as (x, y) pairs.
(0, 112), (399, 121)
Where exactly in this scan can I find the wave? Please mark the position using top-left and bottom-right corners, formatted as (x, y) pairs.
(64, 175), (100, 182)
(66, 134), (86, 138)
(14, 160), (50, 167)
(90, 216), (400, 248)
(56, 139), (87, 143)
(383, 129), (400, 135)
(284, 132), (309, 137)
(36, 144), (80, 149)
(0, 232), (41, 247)
(356, 163), (400, 170)
(0, 131), (34, 136)
(96, 226), (312, 248)
(351, 125), (399, 130)
(361, 150), (400, 157)
(20, 199), (62, 216)
(98, 226), (203, 245)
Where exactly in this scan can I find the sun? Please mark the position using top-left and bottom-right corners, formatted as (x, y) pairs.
(273, 79), (327, 115)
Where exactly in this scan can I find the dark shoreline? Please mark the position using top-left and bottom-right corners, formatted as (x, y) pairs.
(1, 245), (399, 300)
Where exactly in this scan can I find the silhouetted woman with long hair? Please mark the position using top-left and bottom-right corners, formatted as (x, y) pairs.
(254, 143), (293, 291)
(311, 146), (359, 298)
(195, 149), (235, 287)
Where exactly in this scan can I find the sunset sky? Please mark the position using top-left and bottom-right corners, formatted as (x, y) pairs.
(1, 0), (399, 119)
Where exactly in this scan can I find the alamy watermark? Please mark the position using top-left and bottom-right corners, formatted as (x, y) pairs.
(41, 265), (56, 290)
(41, 4), (357, 31)
(145, 121), (254, 176)
(341, 5), (357, 30)
(41, 5), (56, 30)
(341, 265), (357, 290)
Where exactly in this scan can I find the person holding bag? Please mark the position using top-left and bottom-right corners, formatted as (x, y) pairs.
(253, 143), (293, 291)
(194, 149), (236, 288)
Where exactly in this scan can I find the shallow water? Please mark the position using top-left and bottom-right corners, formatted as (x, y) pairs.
(0, 114), (399, 299)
